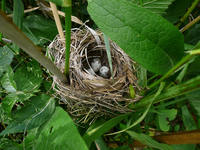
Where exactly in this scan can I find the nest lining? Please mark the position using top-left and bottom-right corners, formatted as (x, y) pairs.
(48, 26), (141, 123)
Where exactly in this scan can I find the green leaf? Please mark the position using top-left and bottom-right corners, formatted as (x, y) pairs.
(0, 94), (55, 136)
(34, 107), (88, 150)
(45, 0), (71, 7)
(13, 0), (24, 54)
(95, 137), (109, 150)
(88, 0), (184, 74)
(1, 67), (17, 93)
(171, 144), (196, 150)
(186, 56), (200, 78)
(164, 0), (193, 23)
(83, 113), (129, 148)
(2, 93), (19, 116)
(2, 92), (33, 116)
(14, 60), (43, 92)
(0, 138), (21, 150)
(127, 131), (173, 150)
(157, 109), (177, 131)
(185, 24), (200, 45)
(0, 46), (14, 77)
(131, 0), (175, 15)
(187, 89), (200, 117)
(108, 82), (165, 135)
(23, 15), (59, 45)
(181, 105), (197, 130)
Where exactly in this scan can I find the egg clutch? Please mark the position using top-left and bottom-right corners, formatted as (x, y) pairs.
(87, 58), (110, 78)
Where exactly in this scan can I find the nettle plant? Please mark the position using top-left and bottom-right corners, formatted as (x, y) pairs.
(0, 0), (200, 150)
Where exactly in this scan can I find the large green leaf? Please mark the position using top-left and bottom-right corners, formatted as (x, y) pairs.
(14, 60), (43, 92)
(87, 0), (184, 74)
(34, 107), (88, 150)
(0, 94), (55, 136)
(0, 46), (14, 77)
(127, 131), (173, 150)
(131, 0), (175, 15)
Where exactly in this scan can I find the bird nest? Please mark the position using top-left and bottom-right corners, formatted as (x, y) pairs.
(48, 26), (141, 123)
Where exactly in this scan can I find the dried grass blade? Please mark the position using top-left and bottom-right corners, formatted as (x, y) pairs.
(103, 33), (114, 79)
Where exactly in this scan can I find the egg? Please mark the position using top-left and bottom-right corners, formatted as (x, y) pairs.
(99, 66), (109, 78)
(91, 58), (101, 72)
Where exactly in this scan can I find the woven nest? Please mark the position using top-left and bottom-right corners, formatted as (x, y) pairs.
(48, 26), (141, 123)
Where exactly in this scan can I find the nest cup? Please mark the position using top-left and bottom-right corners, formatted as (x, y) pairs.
(48, 26), (141, 123)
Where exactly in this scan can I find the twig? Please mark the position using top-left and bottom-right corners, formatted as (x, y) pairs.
(180, 15), (200, 32)
(0, 11), (68, 83)
(49, 2), (64, 39)
(8, 7), (40, 17)
(38, 1), (83, 25)
(177, 0), (200, 27)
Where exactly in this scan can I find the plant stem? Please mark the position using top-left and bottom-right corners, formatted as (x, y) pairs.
(148, 54), (193, 89)
(135, 75), (200, 109)
(177, 0), (200, 27)
(1, 0), (5, 11)
(0, 0), (6, 42)
(64, 5), (71, 76)
(0, 11), (68, 83)
(180, 15), (200, 32)
(50, 2), (65, 39)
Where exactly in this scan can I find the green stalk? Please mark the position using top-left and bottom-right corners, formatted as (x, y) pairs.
(1, 0), (5, 11)
(64, 3), (71, 76)
(135, 75), (200, 109)
(0, 0), (5, 42)
(177, 0), (200, 27)
(148, 54), (193, 89)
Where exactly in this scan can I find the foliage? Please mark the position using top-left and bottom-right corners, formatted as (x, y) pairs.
(0, 0), (200, 149)
(87, 0), (184, 75)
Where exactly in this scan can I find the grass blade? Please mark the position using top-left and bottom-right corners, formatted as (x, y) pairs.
(83, 113), (130, 148)
(127, 131), (173, 150)
(107, 82), (165, 135)
(103, 33), (113, 79)
(135, 75), (200, 109)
